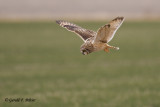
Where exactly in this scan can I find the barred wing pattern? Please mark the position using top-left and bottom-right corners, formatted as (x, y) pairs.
(56, 20), (96, 42)
(94, 17), (124, 43)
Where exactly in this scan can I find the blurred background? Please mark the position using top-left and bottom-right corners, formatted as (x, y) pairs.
(0, 0), (160, 107)
(0, 0), (160, 20)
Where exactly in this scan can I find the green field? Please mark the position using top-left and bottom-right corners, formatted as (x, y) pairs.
(0, 20), (160, 107)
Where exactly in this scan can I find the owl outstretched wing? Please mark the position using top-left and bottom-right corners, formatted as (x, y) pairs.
(94, 17), (124, 43)
(56, 20), (96, 42)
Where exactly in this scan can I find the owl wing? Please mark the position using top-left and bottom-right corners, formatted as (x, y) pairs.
(94, 17), (124, 43)
(56, 20), (96, 42)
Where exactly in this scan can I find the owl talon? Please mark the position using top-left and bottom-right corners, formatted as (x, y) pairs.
(115, 47), (119, 50)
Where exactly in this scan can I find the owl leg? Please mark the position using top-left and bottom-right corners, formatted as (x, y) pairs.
(104, 48), (110, 53)
(106, 44), (119, 50)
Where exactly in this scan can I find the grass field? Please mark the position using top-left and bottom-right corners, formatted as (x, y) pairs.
(0, 20), (160, 107)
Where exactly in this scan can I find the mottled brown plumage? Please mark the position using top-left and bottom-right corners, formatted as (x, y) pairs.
(56, 20), (96, 41)
(56, 17), (124, 55)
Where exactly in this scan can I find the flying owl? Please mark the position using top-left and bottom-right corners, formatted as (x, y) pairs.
(56, 17), (124, 55)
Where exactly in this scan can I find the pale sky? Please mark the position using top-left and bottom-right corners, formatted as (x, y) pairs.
(0, 0), (160, 19)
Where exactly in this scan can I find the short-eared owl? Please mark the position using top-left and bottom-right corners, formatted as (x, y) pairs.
(56, 17), (124, 55)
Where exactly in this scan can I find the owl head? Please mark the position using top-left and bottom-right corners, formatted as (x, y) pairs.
(80, 43), (94, 55)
